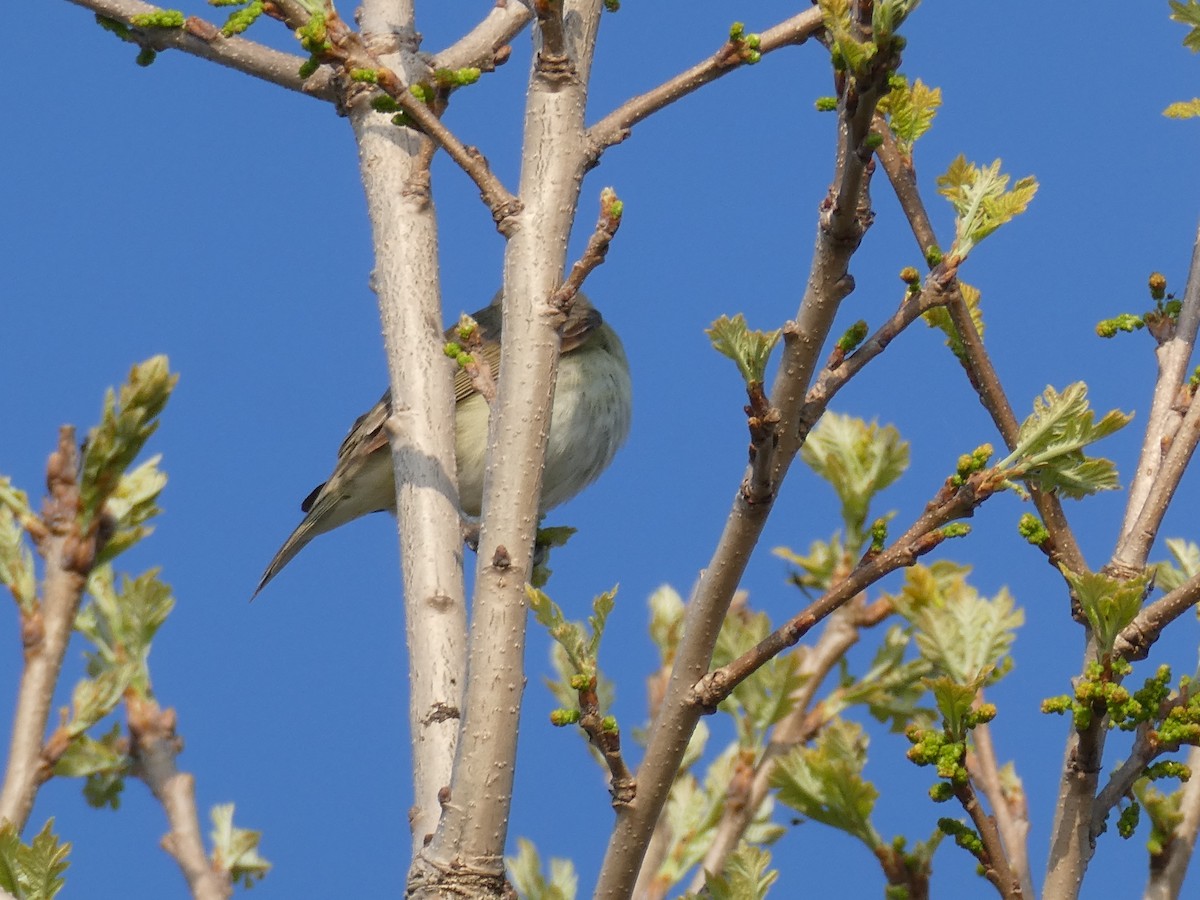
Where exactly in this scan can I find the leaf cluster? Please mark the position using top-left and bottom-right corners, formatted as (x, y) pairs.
(210, 804), (270, 888)
(998, 383), (1131, 499)
(0, 820), (70, 900)
(506, 838), (578, 900)
(936, 157), (1038, 261)
(877, 75), (941, 155)
(707, 314), (781, 387)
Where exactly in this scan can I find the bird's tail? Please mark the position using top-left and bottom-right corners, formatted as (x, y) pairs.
(252, 513), (324, 600)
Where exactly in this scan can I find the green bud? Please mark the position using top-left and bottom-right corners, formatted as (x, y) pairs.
(924, 245), (943, 267)
(864, 132), (884, 150)
(815, 96), (838, 112)
(371, 95), (402, 113)
(135, 46), (157, 66)
(1117, 802), (1140, 839)
(601, 715), (618, 733)
(298, 56), (320, 78)
(350, 68), (379, 84)
(729, 22), (745, 41)
(836, 319), (869, 354)
(929, 782), (954, 803)
(95, 14), (132, 39)
(899, 266), (920, 285)
(1017, 513), (1049, 546)
(549, 709), (580, 726)
(604, 0), (620, 10)
(1149, 272), (1167, 300)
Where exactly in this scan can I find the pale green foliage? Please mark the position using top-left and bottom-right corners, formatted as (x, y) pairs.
(79, 355), (176, 530)
(648, 583), (686, 665)
(1164, 98), (1200, 118)
(922, 282), (984, 357)
(96, 455), (167, 566)
(78, 567), (174, 682)
(936, 156), (1038, 260)
(1133, 777), (1186, 856)
(653, 746), (785, 888)
(701, 844), (778, 900)
(878, 75), (941, 153)
(887, 564), (1023, 686)
(707, 314), (781, 386)
(819, 0), (918, 74)
(54, 723), (128, 810)
(1170, 0), (1200, 51)
(210, 804), (270, 888)
(770, 718), (882, 848)
(528, 585), (616, 682)
(0, 819), (70, 900)
(1063, 568), (1149, 657)
(927, 675), (986, 741)
(832, 625), (935, 732)
(801, 412), (908, 549)
(998, 383), (1131, 498)
(773, 533), (844, 594)
(0, 479), (37, 613)
(712, 603), (807, 746)
(507, 838), (578, 900)
(1154, 538), (1200, 592)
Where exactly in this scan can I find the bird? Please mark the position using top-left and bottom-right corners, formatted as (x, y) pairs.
(253, 294), (631, 596)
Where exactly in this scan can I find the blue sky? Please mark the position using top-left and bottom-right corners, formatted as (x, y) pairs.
(5, 2), (1200, 897)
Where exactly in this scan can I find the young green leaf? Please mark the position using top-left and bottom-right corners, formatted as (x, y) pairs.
(1164, 98), (1200, 118)
(707, 314), (782, 386)
(922, 282), (984, 358)
(999, 383), (1132, 498)
(888, 564), (1023, 687)
(210, 804), (270, 888)
(770, 718), (883, 849)
(79, 356), (176, 532)
(0, 819), (70, 900)
(506, 837), (578, 900)
(1170, 0), (1200, 51)
(801, 412), (909, 547)
(936, 157), (1037, 260)
(1154, 538), (1200, 592)
(877, 75), (942, 154)
(833, 625), (936, 732)
(1063, 568), (1148, 657)
(703, 844), (779, 900)
(0, 482), (37, 613)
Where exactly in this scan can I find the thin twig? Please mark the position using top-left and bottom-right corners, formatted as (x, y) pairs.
(953, 779), (1024, 899)
(586, 10), (823, 158)
(1118, 223), (1200, 551)
(693, 470), (1003, 709)
(550, 187), (623, 309)
(1116, 571), (1200, 661)
(66, 0), (336, 101)
(0, 429), (92, 831)
(129, 695), (231, 900)
(873, 124), (1088, 576)
(968, 717), (1033, 897)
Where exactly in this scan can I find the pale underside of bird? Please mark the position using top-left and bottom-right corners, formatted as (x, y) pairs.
(253, 297), (631, 597)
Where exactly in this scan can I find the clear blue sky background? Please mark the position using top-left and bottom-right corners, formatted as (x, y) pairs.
(5, 2), (1200, 897)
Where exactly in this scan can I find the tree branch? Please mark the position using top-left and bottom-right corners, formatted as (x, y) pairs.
(1118, 222), (1200, 553)
(431, 1), (532, 73)
(0, 429), (91, 832)
(65, 0), (336, 101)
(586, 10), (823, 158)
(128, 695), (231, 900)
(968, 718), (1033, 897)
(952, 778), (1023, 899)
(412, 3), (606, 895)
(347, 0), (468, 857)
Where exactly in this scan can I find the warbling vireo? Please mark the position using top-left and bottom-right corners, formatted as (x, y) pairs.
(254, 294), (631, 595)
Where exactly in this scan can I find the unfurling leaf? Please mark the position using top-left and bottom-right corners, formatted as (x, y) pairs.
(936, 156), (1037, 260)
(0, 819), (70, 899)
(704, 844), (778, 900)
(771, 718), (882, 849)
(506, 837), (578, 900)
(707, 314), (782, 386)
(210, 804), (270, 888)
(1153, 538), (1200, 592)
(1063, 568), (1148, 657)
(878, 75), (942, 153)
(801, 412), (909, 547)
(922, 282), (984, 358)
(887, 564), (1023, 687)
(999, 383), (1131, 498)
